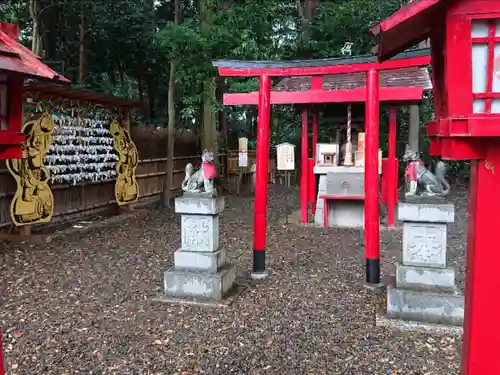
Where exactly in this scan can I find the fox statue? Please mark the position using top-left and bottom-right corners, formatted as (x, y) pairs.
(403, 145), (450, 198)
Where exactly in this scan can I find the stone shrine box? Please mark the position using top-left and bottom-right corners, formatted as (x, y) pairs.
(316, 143), (339, 166)
(276, 142), (295, 170)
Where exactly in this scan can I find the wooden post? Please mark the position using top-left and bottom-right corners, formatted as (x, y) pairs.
(365, 69), (380, 285)
(387, 107), (397, 228)
(409, 105), (419, 151)
(252, 75), (271, 279)
(311, 107), (319, 215)
(300, 106), (308, 224)
(462, 145), (500, 375)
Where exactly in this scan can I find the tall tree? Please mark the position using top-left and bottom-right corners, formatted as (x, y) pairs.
(162, 0), (181, 208)
(29, 0), (41, 54)
(78, 0), (85, 83)
(200, 0), (217, 155)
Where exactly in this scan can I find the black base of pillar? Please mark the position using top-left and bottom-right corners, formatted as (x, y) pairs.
(252, 249), (266, 273)
(365, 258), (380, 284)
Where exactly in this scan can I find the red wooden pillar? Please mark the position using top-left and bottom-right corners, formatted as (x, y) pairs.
(310, 108), (319, 215)
(300, 106), (309, 224)
(252, 74), (271, 279)
(365, 69), (380, 284)
(387, 107), (397, 228)
(462, 145), (500, 375)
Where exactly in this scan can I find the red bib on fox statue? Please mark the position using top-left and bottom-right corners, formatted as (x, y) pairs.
(202, 161), (217, 180)
(405, 159), (424, 181)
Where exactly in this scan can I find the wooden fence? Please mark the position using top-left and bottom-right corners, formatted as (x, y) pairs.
(0, 155), (228, 230)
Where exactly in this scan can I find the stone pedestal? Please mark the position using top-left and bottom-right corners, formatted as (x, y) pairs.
(386, 199), (464, 326)
(163, 194), (236, 301)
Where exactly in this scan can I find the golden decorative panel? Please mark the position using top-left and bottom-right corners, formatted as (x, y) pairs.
(7, 112), (55, 226)
(110, 120), (139, 205)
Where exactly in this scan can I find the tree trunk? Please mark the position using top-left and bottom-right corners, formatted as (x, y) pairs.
(200, 0), (218, 156)
(217, 1), (229, 180)
(296, 0), (318, 50)
(29, 0), (41, 55)
(161, 0), (181, 209)
(78, 0), (85, 84)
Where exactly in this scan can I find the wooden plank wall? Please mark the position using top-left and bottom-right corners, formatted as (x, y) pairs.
(0, 155), (227, 229)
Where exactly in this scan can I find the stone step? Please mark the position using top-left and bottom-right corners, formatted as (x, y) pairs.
(396, 263), (456, 293)
(387, 285), (464, 327)
(174, 248), (226, 273)
(164, 264), (236, 301)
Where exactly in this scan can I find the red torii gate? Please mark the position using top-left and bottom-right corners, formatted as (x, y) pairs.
(372, 1), (500, 374)
(213, 50), (431, 283)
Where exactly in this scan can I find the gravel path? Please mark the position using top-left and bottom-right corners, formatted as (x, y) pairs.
(0, 185), (465, 374)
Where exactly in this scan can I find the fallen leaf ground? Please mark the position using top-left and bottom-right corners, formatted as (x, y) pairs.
(0, 184), (466, 375)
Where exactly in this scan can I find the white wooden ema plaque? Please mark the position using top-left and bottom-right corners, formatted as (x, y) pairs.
(277, 142), (295, 170)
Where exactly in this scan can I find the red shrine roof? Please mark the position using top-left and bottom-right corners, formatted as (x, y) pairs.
(371, 0), (448, 61)
(0, 23), (70, 82)
(274, 66), (432, 92)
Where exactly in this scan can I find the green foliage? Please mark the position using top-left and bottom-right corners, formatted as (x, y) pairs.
(0, 0), (466, 177)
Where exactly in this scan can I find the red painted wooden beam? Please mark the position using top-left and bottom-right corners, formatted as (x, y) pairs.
(217, 56), (430, 77)
(371, 0), (442, 35)
(223, 87), (424, 106)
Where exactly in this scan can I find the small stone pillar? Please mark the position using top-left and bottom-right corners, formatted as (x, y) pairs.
(163, 193), (236, 301)
(387, 198), (464, 326)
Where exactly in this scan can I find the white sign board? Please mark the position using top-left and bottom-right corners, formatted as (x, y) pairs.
(276, 142), (295, 170)
(238, 137), (248, 152)
(238, 152), (248, 167)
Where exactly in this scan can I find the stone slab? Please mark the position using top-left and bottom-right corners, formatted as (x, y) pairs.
(153, 283), (248, 308)
(404, 196), (446, 205)
(175, 196), (225, 215)
(396, 263), (456, 292)
(398, 202), (455, 223)
(402, 222), (447, 268)
(325, 171), (365, 197)
(376, 314), (463, 336)
(180, 214), (219, 252)
(182, 191), (218, 198)
(174, 248), (226, 273)
(314, 165), (382, 174)
(164, 264), (236, 301)
(387, 285), (464, 326)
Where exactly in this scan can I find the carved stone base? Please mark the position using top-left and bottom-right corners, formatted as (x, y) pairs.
(161, 196), (236, 302)
(387, 285), (464, 326)
(173, 248), (227, 273)
(164, 264), (236, 301)
(395, 263), (456, 293)
(385, 202), (464, 327)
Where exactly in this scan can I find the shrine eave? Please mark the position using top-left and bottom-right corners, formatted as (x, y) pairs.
(371, 0), (448, 61)
(0, 29), (70, 82)
(24, 82), (145, 109)
(213, 48), (430, 77)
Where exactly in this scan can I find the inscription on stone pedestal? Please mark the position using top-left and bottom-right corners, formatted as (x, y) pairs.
(181, 215), (218, 252)
(402, 223), (447, 268)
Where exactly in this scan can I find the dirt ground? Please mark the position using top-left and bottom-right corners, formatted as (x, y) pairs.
(0, 185), (466, 375)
